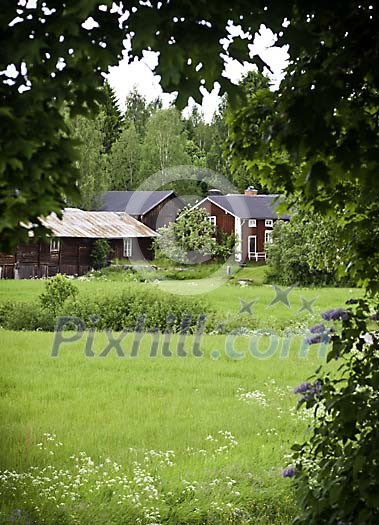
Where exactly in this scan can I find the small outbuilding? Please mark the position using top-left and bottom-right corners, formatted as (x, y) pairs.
(0, 208), (158, 279)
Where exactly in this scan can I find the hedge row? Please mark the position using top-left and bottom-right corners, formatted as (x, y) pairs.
(0, 287), (212, 333)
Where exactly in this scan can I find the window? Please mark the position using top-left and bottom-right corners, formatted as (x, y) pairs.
(265, 230), (273, 244)
(123, 238), (132, 258)
(208, 215), (217, 226)
(50, 239), (60, 253)
(248, 235), (257, 256)
(248, 219), (256, 228)
(265, 219), (273, 227)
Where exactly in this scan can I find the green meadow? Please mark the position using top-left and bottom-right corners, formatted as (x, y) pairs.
(0, 266), (359, 523)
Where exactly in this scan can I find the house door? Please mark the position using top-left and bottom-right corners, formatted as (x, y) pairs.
(248, 236), (257, 260)
(78, 245), (90, 275)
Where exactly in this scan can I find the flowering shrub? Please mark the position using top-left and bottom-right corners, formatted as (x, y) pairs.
(285, 298), (379, 524)
(293, 381), (322, 403)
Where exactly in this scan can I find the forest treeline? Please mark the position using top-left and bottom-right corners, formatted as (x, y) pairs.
(70, 80), (239, 209)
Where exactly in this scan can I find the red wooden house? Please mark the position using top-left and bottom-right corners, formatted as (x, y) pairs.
(0, 208), (158, 279)
(195, 187), (289, 262)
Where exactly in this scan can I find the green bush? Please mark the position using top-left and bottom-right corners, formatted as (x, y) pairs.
(266, 212), (351, 287)
(155, 207), (235, 264)
(0, 302), (9, 327)
(90, 239), (111, 270)
(39, 274), (78, 315)
(62, 286), (212, 332)
(0, 288), (212, 332)
(0, 301), (56, 331)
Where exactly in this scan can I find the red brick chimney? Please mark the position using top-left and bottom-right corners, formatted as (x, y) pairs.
(244, 186), (258, 196)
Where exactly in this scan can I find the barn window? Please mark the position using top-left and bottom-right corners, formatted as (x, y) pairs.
(208, 215), (217, 226)
(50, 239), (60, 253)
(265, 219), (273, 227)
(265, 230), (273, 244)
(123, 238), (132, 258)
(248, 219), (256, 227)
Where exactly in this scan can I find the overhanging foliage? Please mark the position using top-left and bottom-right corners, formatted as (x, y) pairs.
(0, 0), (123, 250)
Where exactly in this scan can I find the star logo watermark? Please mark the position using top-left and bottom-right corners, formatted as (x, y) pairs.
(239, 298), (258, 316)
(269, 284), (297, 308)
(298, 296), (318, 314)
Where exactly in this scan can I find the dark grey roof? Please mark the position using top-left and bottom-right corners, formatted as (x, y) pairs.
(99, 191), (175, 215)
(208, 194), (290, 220)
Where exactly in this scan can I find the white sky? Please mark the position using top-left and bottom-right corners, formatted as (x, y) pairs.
(107, 25), (289, 122)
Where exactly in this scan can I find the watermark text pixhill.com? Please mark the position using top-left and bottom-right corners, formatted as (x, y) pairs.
(51, 315), (328, 361)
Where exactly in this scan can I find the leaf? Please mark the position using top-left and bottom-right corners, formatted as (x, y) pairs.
(0, 107), (15, 119)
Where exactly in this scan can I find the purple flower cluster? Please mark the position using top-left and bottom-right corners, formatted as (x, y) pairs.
(370, 312), (379, 322)
(293, 380), (322, 401)
(305, 333), (329, 345)
(282, 466), (297, 478)
(293, 382), (311, 394)
(305, 323), (332, 345)
(310, 323), (326, 334)
(322, 308), (350, 321)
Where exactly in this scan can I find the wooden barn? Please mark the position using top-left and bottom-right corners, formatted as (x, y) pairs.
(0, 208), (158, 279)
(99, 190), (184, 230)
(195, 187), (290, 263)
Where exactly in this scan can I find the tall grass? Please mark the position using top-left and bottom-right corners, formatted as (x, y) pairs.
(0, 330), (328, 523)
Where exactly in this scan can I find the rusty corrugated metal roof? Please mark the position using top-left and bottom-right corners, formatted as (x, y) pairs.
(40, 208), (158, 238)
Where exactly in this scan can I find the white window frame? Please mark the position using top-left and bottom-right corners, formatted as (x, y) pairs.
(248, 235), (257, 259)
(248, 219), (256, 228)
(265, 230), (273, 244)
(50, 239), (60, 253)
(265, 219), (273, 227)
(123, 238), (133, 258)
(208, 215), (217, 226)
